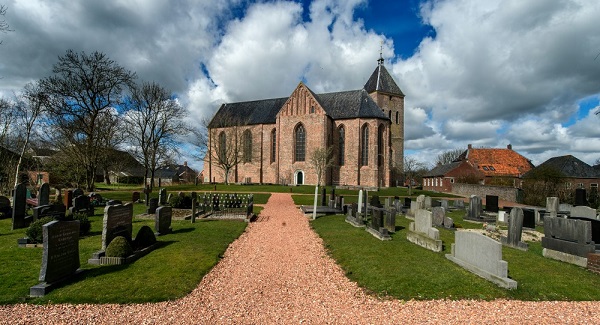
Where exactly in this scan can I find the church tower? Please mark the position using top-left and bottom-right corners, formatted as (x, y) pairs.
(363, 52), (405, 185)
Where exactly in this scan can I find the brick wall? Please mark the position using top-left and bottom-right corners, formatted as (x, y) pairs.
(588, 253), (599, 273)
(451, 183), (521, 203)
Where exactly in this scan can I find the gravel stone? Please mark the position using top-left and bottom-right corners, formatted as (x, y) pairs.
(2, 193), (600, 324)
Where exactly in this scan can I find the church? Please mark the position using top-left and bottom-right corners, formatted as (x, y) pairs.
(204, 55), (404, 188)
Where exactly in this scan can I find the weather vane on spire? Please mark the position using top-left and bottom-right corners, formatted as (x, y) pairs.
(378, 40), (384, 66)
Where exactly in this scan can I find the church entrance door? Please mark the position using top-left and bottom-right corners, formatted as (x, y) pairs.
(295, 171), (304, 185)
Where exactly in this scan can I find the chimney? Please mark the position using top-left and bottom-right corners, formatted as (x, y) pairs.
(467, 144), (472, 149)
(183, 161), (188, 167)
(507, 144), (512, 150)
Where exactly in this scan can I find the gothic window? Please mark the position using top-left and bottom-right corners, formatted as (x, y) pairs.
(295, 124), (306, 162)
(338, 125), (345, 166)
(378, 124), (384, 166)
(242, 129), (252, 163)
(270, 128), (276, 163)
(395, 111), (399, 125)
(388, 110), (392, 120)
(361, 124), (369, 166)
(218, 131), (226, 162)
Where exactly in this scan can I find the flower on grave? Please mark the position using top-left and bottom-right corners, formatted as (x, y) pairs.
(483, 222), (488, 230)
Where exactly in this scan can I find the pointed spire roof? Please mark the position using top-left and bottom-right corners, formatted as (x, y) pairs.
(363, 57), (404, 96)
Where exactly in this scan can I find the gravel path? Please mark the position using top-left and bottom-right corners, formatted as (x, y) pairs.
(2, 193), (600, 324)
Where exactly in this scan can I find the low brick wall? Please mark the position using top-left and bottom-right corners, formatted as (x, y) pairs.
(588, 253), (600, 273)
(451, 183), (521, 203)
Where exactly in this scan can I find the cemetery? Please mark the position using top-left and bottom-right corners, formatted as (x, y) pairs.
(2, 183), (600, 304)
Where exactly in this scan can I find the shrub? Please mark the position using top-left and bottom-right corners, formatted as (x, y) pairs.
(169, 195), (191, 208)
(72, 212), (91, 236)
(105, 236), (133, 258)
(134, 225), (157, 250)
(25, 217), (55, 243)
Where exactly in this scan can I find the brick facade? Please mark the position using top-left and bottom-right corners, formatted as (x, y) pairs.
(204, 64), (404, 188)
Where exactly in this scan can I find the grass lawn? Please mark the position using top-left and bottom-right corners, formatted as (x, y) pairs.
(311, 210), (600, 301)
(0, 203), (246, 304)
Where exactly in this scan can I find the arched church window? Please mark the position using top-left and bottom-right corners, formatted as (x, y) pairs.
(338, 125), (345, 166)
(218, 131), (226, 162)
(361, 124), (369, 166)
(378, 124), (384, 166)
(270, 128), (276, 163)
(295, 124), (306, 162)
(242, 129), (252, 163)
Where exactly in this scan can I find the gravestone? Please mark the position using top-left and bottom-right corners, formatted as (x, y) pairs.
(443, 216), (454, 229)
(357, 190), (363, 214)
(63, 190), (74, 209)
(73, 188), (84, 197)
(485, 195), (499, 213)
(71, 195), (93, 216)
(167, 193), (172, 205)
(466, 195), (482, 220)
(364, 207), (391, 240)
(370, 195), (382, 208)
(446, 231), (517, 289)
(12, 182), (27, 230)
(500, 207), (528, 251)
(155, 206), (173, 235)
(440, 200), (449, 210)
(0, 195), (11, 217)
(384, 208), (396, 233)
(321, 188), (327, 206)
(454, 199), (465, 209)
(407, 209), (442, 252)
(404, 197), (411, 209)
(559, 203), (572, 213)
(416, 195), (426, 210)
(33, 204), (66, 221)
(546, 197), (559, 218)
(432, 207), (445, 227)
(571, 206), (597, 220)
(30, 220), (81, 297)
(431, 200), (441, 208)
(101, 203), (134, 250)
(575, 188), (587, 206)
(191, 198), (197, 223)
(384, 197), (391, 209)
(55, 189), (62, 206)
(542, 216), (595, 267)
(497, 211), (507, 223)
(132, 191), (140, 203)
(38, 183), (50, 206)
(143, 186), (152, 206)
(522, 208), (536, 228)
(408, 201), (418, 218)
(107, 200), (122, 206)
(424, 196), (432, 209)
(147, 198), (159, 214)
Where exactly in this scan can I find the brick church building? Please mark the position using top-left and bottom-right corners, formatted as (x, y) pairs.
(204, 56), (404, 188)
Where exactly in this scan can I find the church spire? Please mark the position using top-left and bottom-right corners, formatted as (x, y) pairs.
(377, 41), (384, 66)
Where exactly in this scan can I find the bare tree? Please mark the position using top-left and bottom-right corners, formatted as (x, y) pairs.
(0, 5), (12, 43)
(40, 50), (136, 191)
(12, 82), (46, 187)
(435, 148), (464, 165)
(403, 157), (427, 196)
(207, 125), (243, 185)
(310, 146), (333, 186)
(124, 81), (188, 189)
(0, 97), (14, 146)
(96, 108), (125, 184)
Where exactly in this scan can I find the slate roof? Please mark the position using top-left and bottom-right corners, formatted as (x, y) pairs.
(363, 64), (404, 96)
(424, 161), (464, 177)
(208, 88), (387, 128)
(530, 155), (600, 178)
(457, 147), (533, 177)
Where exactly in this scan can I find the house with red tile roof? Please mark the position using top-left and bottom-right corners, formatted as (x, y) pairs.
(423, 144), (534, 192)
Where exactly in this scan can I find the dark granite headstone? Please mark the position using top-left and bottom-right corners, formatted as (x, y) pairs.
(159, 188), (167, 205)
(131, 191), (140, 203)
(321, 188), (327, 206)
(404, 197), (411, 208)
(102, 203), (134, 250)
(12, 182), (27, 230)
(33, 204), (66, 221)
(370, 195), (382, 208)
(73, 188), (84, 197)
(39, 220), (80, 283)
(147, 198), (159, 214)
(71, 195), (93, 216)
(38, 183), (50, 206)
(542, 216), (595, 257)
(485, 195), (499, 213)
(0, 195), (11, 217)
(371, 208), (384, 230)
(466, 195), (482, 220)
(155, 206), (172, 235)
(522, 208), (536, 228)
(143, 185), (152, 206)
(384, 208), (396, 233)
(107, 200), (122, 206)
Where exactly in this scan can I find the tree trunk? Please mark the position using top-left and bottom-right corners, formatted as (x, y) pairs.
(104, 168), (111, 185)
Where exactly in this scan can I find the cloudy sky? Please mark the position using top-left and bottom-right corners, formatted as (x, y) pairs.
(1, 0), (600, 170)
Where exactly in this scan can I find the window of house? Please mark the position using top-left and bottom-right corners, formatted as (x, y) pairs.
(242, 129), (252, 163)
(566, 182), (572, 189)
(489, 166), (496, 171)
(270, 128), (276, 163)
(450, 178), (454, 183)
(361, 124), (369, 166)
(482, 166), (489, 171)
(592, 184), (598, 188)
(310, 106), (315, 114)
(338, 125), (345, 166)
(579, 183), (584, 189)
(295, 124), (306, 162)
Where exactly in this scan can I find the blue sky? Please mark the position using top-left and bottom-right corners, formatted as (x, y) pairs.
(1, 0), (600, 170)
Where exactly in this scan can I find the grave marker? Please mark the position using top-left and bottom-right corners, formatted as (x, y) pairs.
(12, 182), (27, 230)
(0, 195), (11, 217)
(446, 231), (517, 289)
(432, 207), (445, 227)
(571, 206), (597, 220)
(500, 208), (528, 251)
(147, 198), (159, 214)
(131, 191), (140, 203)
(542, 216), (595, 267)
(38, 183), (50, 206)
(485, 195), (499, 213)
(101, 203), (134, 250)
(155, 206), (173, 235)
(407, 209), (442, 252)
(546, 197), (559, 218)
(63, 190), (74, 209)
